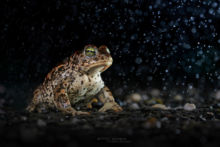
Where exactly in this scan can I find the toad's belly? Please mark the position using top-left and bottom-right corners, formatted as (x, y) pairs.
(69, 83), (104, 105)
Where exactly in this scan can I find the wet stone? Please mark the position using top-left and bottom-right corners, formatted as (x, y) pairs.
(128, 103), (140, 110)
(126, 93), (142, 103)
(151, 104), (169, 110)
(183, 103), (196, 111)
(37, 119), (47, 127)
(173, 94), (183, 101)
(150, 89), (160, 97)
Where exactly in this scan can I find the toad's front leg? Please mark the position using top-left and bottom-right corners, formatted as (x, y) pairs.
(54, 83), (90, 116)
(98, 86), (123, 112)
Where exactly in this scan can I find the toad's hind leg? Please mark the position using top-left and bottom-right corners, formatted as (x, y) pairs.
(26, 101), (36, 112)
(54, 82), (90, 116)
(26, 88), (42, 112)
(98, 86), (123, 112)
(87, 98), (98, 109)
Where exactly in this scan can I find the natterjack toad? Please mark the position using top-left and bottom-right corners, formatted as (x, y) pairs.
(26, 45), (123, 116)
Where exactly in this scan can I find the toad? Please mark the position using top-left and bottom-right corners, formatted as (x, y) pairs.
(26, 45), (123, 116)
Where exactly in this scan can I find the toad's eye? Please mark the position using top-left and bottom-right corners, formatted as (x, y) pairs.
(85, 47), (96, 57)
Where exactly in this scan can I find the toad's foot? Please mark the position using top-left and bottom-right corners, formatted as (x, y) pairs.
(74, 111), (91, 116)
(26, 105), (35, 112)
(98, 102), (123, 112)
(26, 102), (37, 112)
(59, 106), (90, 116)
(87, 98), (98, 109)
(63, 109), (90, 116)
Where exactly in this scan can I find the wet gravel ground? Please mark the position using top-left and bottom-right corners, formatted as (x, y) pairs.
(1, 83), (220, 147)
(1, 105), (220, 147)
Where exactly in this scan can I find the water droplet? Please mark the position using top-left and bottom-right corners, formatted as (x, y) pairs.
(135, 57), (142, 64)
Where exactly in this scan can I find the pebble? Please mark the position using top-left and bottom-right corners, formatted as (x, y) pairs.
(183, 103), (196, 111)
(174, 106), (183, 110)
(143, 117), (161, 129)
(173, 94), (183, 101)
(82, 124), (92, 129)
(98, 114), (105, 120)
(71, 118), (80, 124)
(142, 94), (149, 101)
(150, 89), (160, 97)
(37, 119), (47, 127)
(21, 116), (27, 121)
(127, 93), (142, 103)
(207, 112), (214, 116)
(199, 115), (206, 121)
(161, 117), (169, 122)
(215, 90), (220, 100)
(146, 98), (163, 105)
(60, 118), (64, 122)
(151, 104), (169, 110)
(129, 103), (140, 110)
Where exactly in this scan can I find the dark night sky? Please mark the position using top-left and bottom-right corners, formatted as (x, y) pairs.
(1, 0), (220, 89)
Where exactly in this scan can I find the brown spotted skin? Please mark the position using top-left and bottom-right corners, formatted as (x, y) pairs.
(26, 45), (123, 116)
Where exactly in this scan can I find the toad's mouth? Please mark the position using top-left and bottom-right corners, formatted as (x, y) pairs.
(84, 61), (112, 74)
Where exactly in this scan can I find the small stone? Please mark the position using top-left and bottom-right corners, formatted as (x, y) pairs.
(98, 115), (105, 120)
(150, 89), (160, 97)
(199, 115), (206, 121)
(174, 94), (183, 101)
(146, 98), (163, 105)
(174, 106), (183, 110)
(143, 117), (161, 128)
(60, 118), (64, 122)
(215, 90), (220, 100)
(71, 118), (80, 124)
(127, 93), (142, 103)
(21, 116), (27, 121)
(183, 103), (196, 111)
(47, 115), (51, 120)
(151, 104), (169, 110)
(142, 94), (149, 100)
(161, 117), (168, 122)
(129, 103), (140, 110)
(37, 119), (47, 127)
(207, 112), (214, 116)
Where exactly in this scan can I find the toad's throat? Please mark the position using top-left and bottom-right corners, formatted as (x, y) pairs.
(84, 62), (112, 73)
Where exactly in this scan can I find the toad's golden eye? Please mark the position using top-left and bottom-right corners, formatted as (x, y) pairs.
(85, 47), (96, 57)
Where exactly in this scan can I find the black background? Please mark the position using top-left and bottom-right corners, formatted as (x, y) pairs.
(1, 0), (220, 89)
